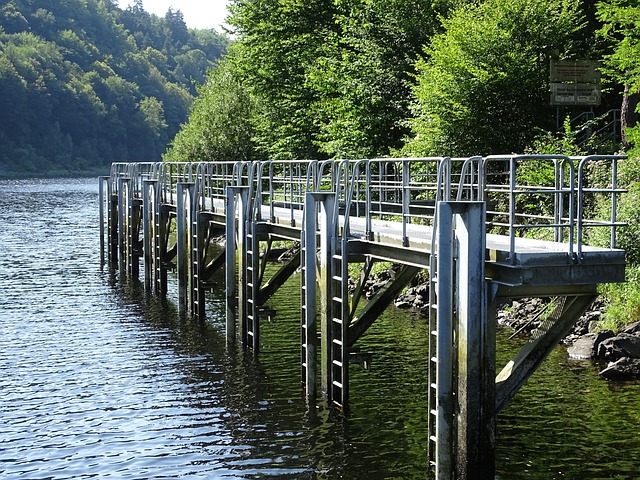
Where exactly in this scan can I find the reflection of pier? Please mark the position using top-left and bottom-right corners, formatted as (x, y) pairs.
(99, 155), (626, 479)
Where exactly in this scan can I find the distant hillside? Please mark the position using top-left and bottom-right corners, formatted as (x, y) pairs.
(0, 0), (230, 177)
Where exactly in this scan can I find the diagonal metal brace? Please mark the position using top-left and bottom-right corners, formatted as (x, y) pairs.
(495, 291), (598, 414)
(347, 264), (421, 348)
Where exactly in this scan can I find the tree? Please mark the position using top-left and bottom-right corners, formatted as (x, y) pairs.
(596, 0), (640, 149)
(165, 57), (255, 162)
(165, 8), (189, 48)
(404, 0), (586, 157)
(0, 0), (229, 175)
(308, 0), (439, 158)
(227, 0), (334, 160)
(0, 1), (29, 34)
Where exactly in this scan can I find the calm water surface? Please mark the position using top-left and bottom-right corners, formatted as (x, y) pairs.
(0, 177), (639, 479)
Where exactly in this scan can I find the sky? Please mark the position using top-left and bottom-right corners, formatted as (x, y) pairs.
(117, 0), (232, 31)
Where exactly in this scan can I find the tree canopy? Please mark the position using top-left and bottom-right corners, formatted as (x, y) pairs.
(404, 0), (586, 157)
(169, 0), (628, 163)
(168, 0), (441, 162)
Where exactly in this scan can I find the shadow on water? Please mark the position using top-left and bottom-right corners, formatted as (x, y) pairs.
(495, 329), (640, 480)
(104, 268), (432, 479)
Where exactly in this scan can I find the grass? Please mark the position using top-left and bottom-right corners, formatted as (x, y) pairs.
(597, 265), (640, 333)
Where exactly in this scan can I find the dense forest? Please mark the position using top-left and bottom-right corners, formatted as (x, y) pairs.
(166, 0), (637, 163)
(0, 0), (229, 177)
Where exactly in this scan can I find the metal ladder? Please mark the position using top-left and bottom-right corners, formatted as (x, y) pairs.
(190, 213), (204, 318)
(428, 158), (453, 477)
(244, 219), (260, 350)
(300, 224), (311, 385)
(427, 235), (439, 472)
(329, 234), (349, 409)
(154, 205), (169, 296)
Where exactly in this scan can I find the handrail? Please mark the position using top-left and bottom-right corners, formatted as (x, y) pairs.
(483, 154), (577, 261)
(104, 155), (626, 261)
(575, 155), (627, 258)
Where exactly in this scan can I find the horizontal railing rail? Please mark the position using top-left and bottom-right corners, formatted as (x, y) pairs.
(106, 155), (627, 258)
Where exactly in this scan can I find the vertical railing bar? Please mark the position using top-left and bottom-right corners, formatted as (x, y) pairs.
(611, 157), (618, 248)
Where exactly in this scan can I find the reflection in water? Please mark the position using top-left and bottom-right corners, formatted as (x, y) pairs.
(0, 178), (639, 479)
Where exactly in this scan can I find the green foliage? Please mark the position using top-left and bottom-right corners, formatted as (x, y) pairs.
(579, 151), (640, 266)
(308, 0), (438, 159)
(598, 265), (640, 332)
(218, 0), (441, 161)
(0, 0), (229, 177)
(613, 180), (640, 265)
(597, 1), (640, 151)
(226, 0), (332, 160)
(525, 117), (587, 156)
(165, 56), (255, 162)
(596, 0), (640, 90)
(404, 0), (586, 157)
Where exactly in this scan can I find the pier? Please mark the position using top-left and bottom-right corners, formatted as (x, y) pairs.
(99, 155), (626, 479)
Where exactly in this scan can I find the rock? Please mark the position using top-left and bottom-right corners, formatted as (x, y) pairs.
(622, 320), (640, 335)
(596, 332), (640, 361)
(394, 300), (412, 309)
(567, 334), (597, 360)
(415, 284), (429, 297)
(592, 330), (615, 357)
(599, 357), (640, 380)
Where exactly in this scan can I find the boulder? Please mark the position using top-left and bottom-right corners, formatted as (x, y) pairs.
(622, 320), (640, 335)
(596, 332), (640, 361)
(567, 333), (597, 360)
(599, 357), (640, 380)
(394, 300), (412, 309)
(592, 330), (615, 356)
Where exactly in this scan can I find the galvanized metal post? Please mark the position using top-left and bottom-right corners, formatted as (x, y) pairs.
(453, 202), (490, 480)
(99, 176), (109, 268)
(176, 182), (195, 315)
(126, 178), (139, 279)
(402, 160), (410, 246)
(302, 192), (336, 399)
(435, 201), (493, 479)
(303, 193), (317, 399)
(107, 178), (118, 272)
(225, 186), (249, 345)
(435, 202), (455, 480)
(142, 180), (157, 292)
(155, 201), (169, 297)
(117, 176), (128, 275)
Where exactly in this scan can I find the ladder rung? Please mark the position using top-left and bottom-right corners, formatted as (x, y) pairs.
(332, 360), (343, 367)
(332, 380), (343, 388)
(332, 339), (343, 346)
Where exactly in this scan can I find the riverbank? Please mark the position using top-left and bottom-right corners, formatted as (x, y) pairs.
(0, 166), (110, 180)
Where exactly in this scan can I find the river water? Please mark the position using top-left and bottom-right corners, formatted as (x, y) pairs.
(0, 177), (639, 479)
